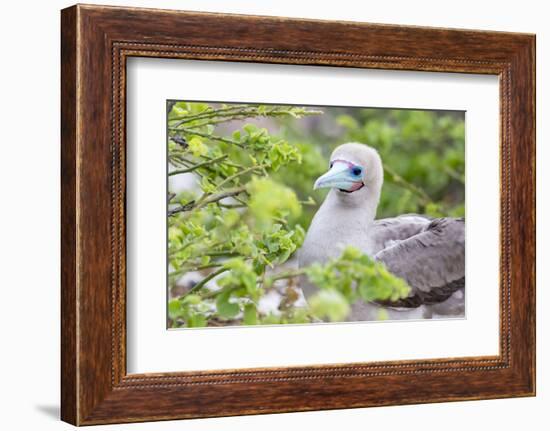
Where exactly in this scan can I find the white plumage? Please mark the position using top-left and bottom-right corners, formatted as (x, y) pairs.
(298, 143), (465, 321)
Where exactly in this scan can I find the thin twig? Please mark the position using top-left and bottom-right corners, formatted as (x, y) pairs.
(267, 268), (307, 283)
(444, 166), (465, 184)
(215, 164), (265, 189)
(168, 186), (247, 216)
(183, 267), (229, 297)
(383, 163), (433, 205)
(168, 155), (228, 176)
(168, 200), (196, 216)
(169, 128), (244, 148)
(219, 203), (247, 209)
(170, 106), (277, 128)
(170, 151), (241, 169)
(168, 242), (193, 257)
(169, 106), (251, 126)
(170, 107), (324, 130)
(205, 251), (239, 257)
(195, 186), (248, 209)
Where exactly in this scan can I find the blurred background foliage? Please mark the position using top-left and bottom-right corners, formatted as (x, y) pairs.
(275, 106), (465, 228)
(166, 101), (464, 328)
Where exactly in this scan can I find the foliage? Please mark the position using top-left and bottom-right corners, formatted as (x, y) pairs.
(289, 247), (409, 322)
(167, 102), (463, 328)
(336, 109), (465, 218)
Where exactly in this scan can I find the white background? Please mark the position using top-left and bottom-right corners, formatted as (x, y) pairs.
(0, 0), (547, 430)
(127, 59), (499, 373)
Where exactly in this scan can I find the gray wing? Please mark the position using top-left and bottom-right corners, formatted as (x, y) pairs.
(371, 217), (465, 308)
(370, 214), (432, 254)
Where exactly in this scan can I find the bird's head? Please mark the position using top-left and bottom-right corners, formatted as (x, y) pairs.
(314, 143), (383, 198)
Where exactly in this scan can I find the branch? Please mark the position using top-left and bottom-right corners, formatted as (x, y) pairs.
(266, 268), (307, 284)
(444, 166), (465, 184)
(167, 186), (247, 216)
(169, 107), (324, 130)
(168, 135), (188, 149)
(196, 186), (248, 209)
(168, 200), (196, 216)
(168, 242), (193, 257)
(168, 154), (196, 170)
(205, 251), (239, 257)
(383, 163), (433, 205)
(183, 267), (229, 297)
(169, 106), (252, 126)
(168, 128), (244, 148)
(168, 155), (228, 176)
(219, 203), (247, 209)
(215, 164), (265, 189)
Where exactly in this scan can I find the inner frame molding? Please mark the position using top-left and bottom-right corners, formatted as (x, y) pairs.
(61, 4), (534, 425)
(114, 43), (510, 384)
(123, 52), (505, 375)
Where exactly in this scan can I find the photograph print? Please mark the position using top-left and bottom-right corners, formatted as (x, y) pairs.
(167, 101), (465, 328)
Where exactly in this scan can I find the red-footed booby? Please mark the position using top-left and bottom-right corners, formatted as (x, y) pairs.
(298, 143), (465, 321)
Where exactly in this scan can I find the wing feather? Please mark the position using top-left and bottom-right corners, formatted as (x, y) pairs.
(372, 217), (465, 308)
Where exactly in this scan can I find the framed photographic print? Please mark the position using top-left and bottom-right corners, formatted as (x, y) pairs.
(61, 4), (536, 425)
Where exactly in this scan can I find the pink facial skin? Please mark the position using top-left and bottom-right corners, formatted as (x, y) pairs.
(347, 181), (365, 192)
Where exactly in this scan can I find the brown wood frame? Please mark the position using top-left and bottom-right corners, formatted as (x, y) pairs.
(61, 4), (536, 426)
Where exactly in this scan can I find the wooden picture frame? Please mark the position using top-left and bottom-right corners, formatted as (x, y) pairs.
(61, 4), (535, 425)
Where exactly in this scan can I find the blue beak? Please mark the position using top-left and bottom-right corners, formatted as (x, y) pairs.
(314, 162), (360, 191)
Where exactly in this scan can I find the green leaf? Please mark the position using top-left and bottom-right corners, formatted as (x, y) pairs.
(181, 294), (202, 305)
(168, 299), (182, 320)
(188, 313), (207, 327)
(243, 123), (258, 135)
(216, 290), (240, 318)
(188, 136), (208, 157)
(243, 303), (258, 325)
(246, 177), (302, 230)
(309, 289), (350, 322)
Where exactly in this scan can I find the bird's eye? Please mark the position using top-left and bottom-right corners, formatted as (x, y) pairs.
(329, 161), (334, 168)
(352, 166), (363, 176)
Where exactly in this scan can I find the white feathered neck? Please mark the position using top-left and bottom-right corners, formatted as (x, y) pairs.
(298, 143), (384, 266)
